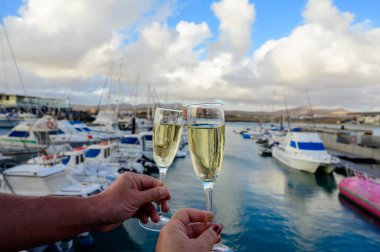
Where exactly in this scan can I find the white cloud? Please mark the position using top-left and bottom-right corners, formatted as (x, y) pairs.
(251, 0), (380, 110)
(210, 0), (255, 59)
(1, 0), (380, 112)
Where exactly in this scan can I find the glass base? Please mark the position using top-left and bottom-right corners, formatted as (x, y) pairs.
(139, 215), (169, 232)
(213, 243), (233, 252)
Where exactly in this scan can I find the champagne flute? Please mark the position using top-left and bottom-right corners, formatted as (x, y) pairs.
(139, 108), (183, 231)
(187, 103), (233, 252)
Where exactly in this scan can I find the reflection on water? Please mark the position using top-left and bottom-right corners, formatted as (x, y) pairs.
(338, 194), (380, 229)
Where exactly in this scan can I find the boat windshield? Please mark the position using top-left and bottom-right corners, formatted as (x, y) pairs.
(121, 137), (139, 145)
(62, 155), (70, 165)
(290, 141), (325, 151)
(85, 149), (101, 158)
(49, 129), (65, 135)
(8, 131), (30, 138)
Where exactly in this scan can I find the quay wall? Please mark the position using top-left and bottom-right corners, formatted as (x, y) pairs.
(319, 133), (380, 161)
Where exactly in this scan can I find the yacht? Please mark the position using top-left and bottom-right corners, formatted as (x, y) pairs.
(0, 116), (54, 155)
(119, 132), (186, 160)
(47, 120), (97, 148)
(272, 131), (340, 173)
(84, 142), (144, 174)
(0, 163), (101, 196)
(88, 111), (123, 139)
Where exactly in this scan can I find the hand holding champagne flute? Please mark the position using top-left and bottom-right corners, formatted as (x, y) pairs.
(187, 103), (233, 251)
(140, 108), (183, 232)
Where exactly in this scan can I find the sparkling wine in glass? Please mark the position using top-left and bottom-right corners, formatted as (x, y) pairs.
(139, 108), (183, 232)
(187, 103), (233, 252)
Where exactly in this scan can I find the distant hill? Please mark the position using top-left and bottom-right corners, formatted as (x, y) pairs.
(72, 103), (350, 118)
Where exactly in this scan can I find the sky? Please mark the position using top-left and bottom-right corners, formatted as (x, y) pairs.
(0, 0), (380, 112)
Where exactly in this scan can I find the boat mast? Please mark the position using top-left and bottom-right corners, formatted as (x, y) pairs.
(283, 88), (291, 129)
(134, 72), (140, 116)
(0, 11), (29, 112)
(116, 58), (123, 114)
(306, 88), (316, 128)
(96, 62), (113, 114)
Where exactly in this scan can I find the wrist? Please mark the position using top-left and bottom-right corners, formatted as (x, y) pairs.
(86, 194), (110, 229)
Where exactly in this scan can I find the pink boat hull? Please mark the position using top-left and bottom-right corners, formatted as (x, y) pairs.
(339, 177), (380, 219)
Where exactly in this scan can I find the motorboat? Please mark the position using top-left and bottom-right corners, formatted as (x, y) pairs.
(0, 116), (55, 155)
(119, 132), (186, 160)
(84, 142), (144, 174)
(272, 131), (340, 173)
(0, 163), (101, 196)
(339, 176), (380, 218)
(69, 120), (110, 141)
(0, 112), (37, 128)
(62, 146), (119, 187)
(88, 111), (124, 139)
(48, 120), (96, 148)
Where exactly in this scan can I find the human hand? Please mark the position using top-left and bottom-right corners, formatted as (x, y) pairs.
(156, 208), (222, 252)
(92, 172), (171, 231)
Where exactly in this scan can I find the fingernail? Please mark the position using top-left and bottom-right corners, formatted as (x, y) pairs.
(159, 182), (164, 187)
(212, 224), (222, 235)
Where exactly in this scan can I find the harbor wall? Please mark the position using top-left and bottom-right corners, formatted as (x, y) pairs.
(319, 133), (380, 161)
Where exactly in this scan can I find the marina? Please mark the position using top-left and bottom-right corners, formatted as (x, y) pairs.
(0, 112), (379, 251)
(65, 122), (379, 251)
(1, 1), (380, 250)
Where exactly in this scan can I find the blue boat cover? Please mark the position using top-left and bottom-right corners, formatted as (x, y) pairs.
(290, 141), (325, 150)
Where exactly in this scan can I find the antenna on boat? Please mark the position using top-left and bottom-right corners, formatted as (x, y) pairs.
(134, 72), (140, 116)
(116, 58), (123, 114)
(306, 88), (316, 128)
(271, 90), (276, 124)
(283, 87), (291, 129)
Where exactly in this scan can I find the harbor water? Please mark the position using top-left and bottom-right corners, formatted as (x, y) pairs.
(72, 122), (380, 252)
(2, 123), (380, 251)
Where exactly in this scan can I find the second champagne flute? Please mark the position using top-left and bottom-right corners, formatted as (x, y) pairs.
(139, 108), (183, 232)
(187, 103), (233, 251)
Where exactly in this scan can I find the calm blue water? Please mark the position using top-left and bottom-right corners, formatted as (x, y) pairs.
(2, 124), (379, 251)
(90, 122), (379, 252)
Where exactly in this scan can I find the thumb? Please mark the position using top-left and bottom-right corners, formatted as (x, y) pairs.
(136, 187), (169, 205)
(194, 226), (220, 250)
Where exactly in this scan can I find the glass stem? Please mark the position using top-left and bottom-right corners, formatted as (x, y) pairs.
(157, 167), (167, 216)
(203, 182), (215, 224)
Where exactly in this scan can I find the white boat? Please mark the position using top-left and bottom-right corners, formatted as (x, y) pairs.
(0, 116), (54, 155)
(68, 120), (110, 141)
(272, 131), (340, 173)
(47, 120), (97, 147)
(0, 112), (37, 128)
(119, 132), (186, 160)
(61, 146), (119, 187)
(89, 111), (124, 139)
(84, 142), (144, 174)
(0, 163), (101, 196)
